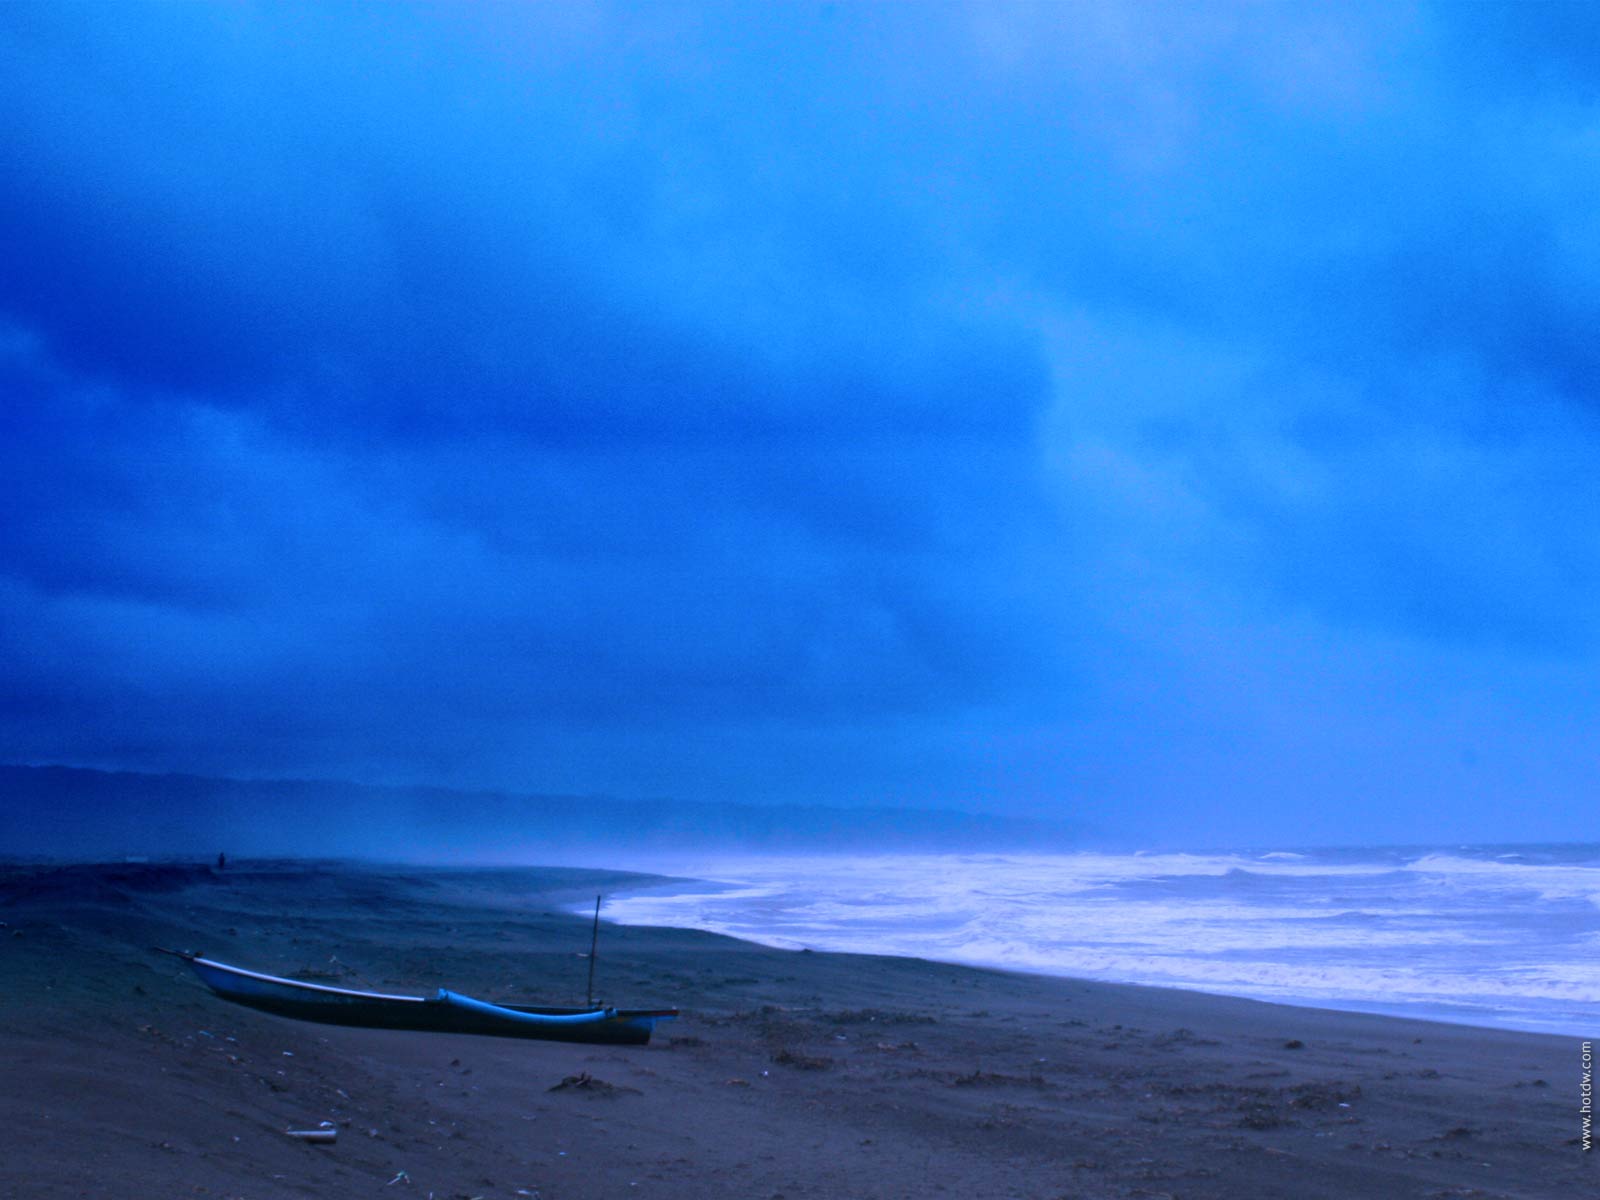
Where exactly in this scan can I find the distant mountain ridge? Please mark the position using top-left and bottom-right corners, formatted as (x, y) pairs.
(0, 764), (1082, 860)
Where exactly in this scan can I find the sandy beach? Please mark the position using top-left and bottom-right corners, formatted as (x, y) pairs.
(0, 860), (1589, 1199)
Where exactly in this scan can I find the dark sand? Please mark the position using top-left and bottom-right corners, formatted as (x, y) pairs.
(0, 860), (1590, 1199)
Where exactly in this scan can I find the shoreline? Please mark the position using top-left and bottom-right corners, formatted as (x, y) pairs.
(594, 847), (1600, 1041)
(592, 890), (1591, 1041)
(1, 858), (1590, 1198)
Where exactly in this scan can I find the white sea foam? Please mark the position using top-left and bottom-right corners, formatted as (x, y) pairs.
(602, 846), (1600, 1035)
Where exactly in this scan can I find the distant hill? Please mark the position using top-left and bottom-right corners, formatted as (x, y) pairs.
(0, 764), (1082, 861)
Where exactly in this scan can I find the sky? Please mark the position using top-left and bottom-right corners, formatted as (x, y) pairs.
(1, 1), (1597, 848)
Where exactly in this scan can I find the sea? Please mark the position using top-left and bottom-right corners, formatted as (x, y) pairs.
(602, 844), (1600, 1036)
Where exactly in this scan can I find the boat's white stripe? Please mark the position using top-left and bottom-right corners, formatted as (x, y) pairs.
(194, 957), (426, 1003)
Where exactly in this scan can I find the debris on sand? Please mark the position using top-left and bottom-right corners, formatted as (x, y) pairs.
(822, 1008), (937, 1027)
(286, 1120), (338, 1143)
(769, 1048), (833, 1071)
(548, 1072), (640, 1097)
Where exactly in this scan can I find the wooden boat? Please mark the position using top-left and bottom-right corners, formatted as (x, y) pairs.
(160, 950), (677, 1045)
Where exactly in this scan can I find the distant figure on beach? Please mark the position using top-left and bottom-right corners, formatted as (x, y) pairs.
(216, 851), (226, 871)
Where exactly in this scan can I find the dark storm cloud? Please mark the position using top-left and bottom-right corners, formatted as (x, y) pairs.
(2, 1), (1598, 842)
(0, 3), (1044, 443)
(0, 0), (1064, 785)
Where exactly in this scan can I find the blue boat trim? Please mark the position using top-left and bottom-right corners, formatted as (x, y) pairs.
(436, 988), (618, 1025)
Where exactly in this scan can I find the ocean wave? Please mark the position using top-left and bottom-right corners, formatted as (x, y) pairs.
(597, 848), (1600, 1034)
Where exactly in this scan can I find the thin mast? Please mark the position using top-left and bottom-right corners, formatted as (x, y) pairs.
(585, 894), (601, 1007)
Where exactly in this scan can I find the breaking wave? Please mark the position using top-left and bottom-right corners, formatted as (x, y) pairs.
(602, 844), (1600, 1034)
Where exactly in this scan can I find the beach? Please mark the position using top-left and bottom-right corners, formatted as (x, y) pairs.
(0, 860), (1589, 1199)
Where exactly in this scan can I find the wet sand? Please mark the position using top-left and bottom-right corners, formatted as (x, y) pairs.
(0, 859), (1589, 1199)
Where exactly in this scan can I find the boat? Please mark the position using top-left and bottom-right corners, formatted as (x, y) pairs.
(159, 950), (678, 1045)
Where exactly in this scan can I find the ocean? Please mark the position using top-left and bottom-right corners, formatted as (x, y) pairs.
(603, 844), (1600, 1036)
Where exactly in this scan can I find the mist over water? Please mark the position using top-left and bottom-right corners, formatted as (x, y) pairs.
(602, 845), (1600, 1035)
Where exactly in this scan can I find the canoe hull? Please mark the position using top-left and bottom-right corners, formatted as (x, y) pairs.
(178, 954), (676, 1046)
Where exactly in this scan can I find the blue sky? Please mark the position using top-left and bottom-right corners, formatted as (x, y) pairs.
(2, 2), (1597, 847)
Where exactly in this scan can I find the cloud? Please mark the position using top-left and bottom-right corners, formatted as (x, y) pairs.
(2, 1), (1598, 843)
(1041, 308), (1600, 649)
